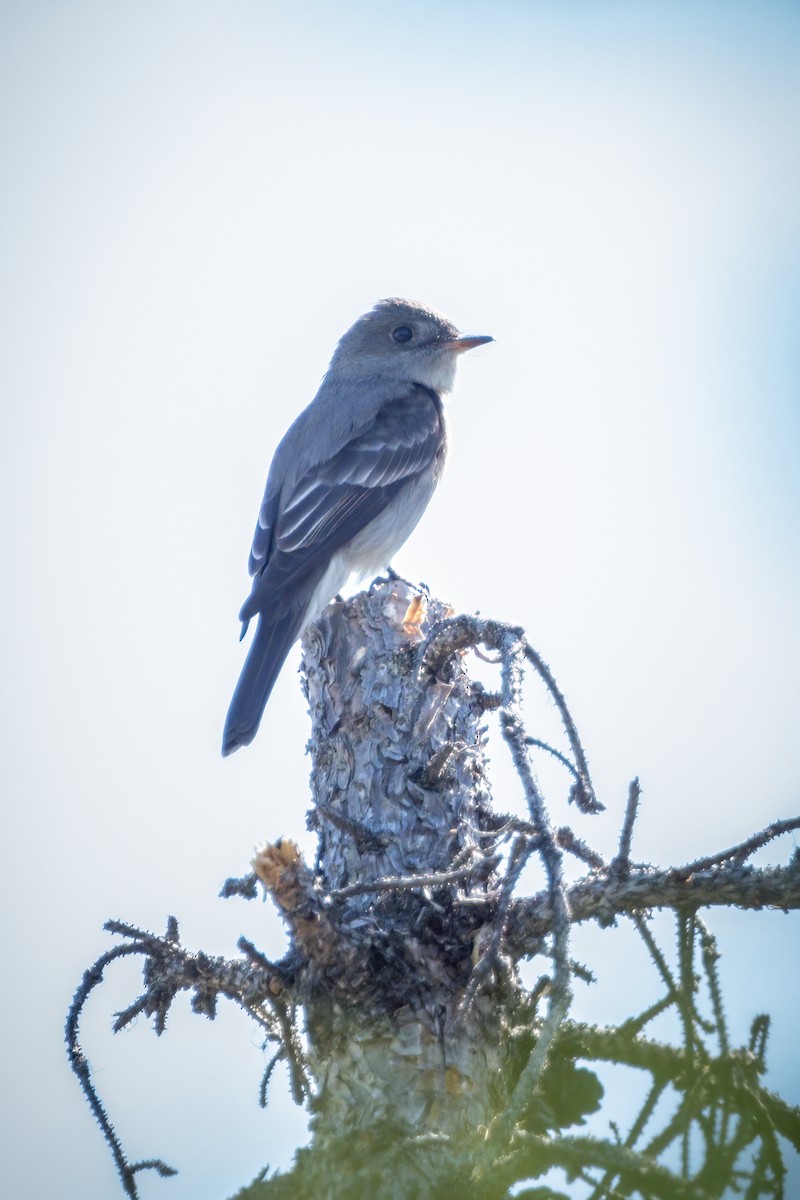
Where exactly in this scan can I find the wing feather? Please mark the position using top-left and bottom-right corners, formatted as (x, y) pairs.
(240, 387), (444, 619)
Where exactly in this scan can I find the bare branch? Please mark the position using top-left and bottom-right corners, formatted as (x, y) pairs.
(523, 641), (601, 814)
(671, 817), (800, 878)
(329, 854), (497, 899)
(419, 612), (602, 813)
(611, 776), (641, 876)
(507, 854), (800, 956)
(65, 928), (181, 1200)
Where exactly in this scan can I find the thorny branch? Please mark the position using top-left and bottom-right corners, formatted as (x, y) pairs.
(415, 612), (598, 1136)
(65, 918), (309, 1199)
(506, 851), (800, 955)
(66, 594), (800, 1200)
(419, 613), (601, 815)
(65, 935), (179, 1200)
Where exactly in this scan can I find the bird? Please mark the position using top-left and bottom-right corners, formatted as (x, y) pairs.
(222, 297), (492, 755)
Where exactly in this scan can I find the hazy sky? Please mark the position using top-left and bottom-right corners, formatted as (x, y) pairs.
(3, 2), (799, 1197)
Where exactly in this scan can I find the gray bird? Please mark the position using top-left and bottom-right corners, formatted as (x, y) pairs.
(222, 297), (492, 755)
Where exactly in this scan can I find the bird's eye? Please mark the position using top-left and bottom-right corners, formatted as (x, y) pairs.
(392, 325), (414, 344)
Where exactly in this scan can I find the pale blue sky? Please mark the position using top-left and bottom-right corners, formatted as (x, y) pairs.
(2, 3), (799, 1197)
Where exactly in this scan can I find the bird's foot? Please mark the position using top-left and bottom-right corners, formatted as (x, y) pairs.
(375, 565), (429, 594)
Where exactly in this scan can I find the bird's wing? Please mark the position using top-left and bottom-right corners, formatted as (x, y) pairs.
(248, 478), (281, 577)
(242, 387), (443, 612)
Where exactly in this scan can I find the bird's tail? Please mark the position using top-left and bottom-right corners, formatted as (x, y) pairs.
(222, 607), (304, 755)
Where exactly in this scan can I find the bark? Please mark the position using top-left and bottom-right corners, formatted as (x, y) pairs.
(66, 580), (800, 1200)
(283, 581), (527, 1195)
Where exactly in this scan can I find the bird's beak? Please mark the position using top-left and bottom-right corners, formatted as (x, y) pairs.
(449, 334), (494, 353)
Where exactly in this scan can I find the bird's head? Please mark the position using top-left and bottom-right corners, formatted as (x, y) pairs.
(330, 298), (493, 394)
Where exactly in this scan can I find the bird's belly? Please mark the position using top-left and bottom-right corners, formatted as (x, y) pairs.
(305, 467), (439, 624)
(348, 467), (438, 577)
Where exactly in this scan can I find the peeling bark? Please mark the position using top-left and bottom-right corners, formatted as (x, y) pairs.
(295, 582), (527, 1179)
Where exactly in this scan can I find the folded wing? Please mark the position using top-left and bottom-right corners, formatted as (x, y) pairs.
(241, 386), (444, 620)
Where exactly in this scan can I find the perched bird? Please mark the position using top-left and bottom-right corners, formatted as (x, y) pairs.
(222, 298), (492, 755)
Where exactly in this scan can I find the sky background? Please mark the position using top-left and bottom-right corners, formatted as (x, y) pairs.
(2, 1), (799, 1197)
